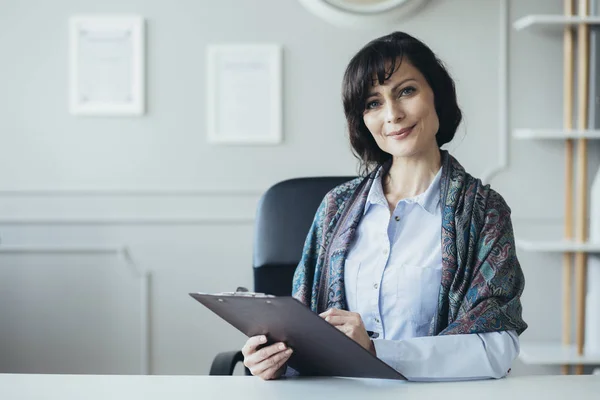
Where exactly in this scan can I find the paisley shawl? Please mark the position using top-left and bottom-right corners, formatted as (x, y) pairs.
(292, 150), (527, 336)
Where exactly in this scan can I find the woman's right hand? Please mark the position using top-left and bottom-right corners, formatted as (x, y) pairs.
(242, 335), (293, 380)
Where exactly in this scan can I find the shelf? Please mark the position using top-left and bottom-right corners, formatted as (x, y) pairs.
(516, 239), (600, 253)
(513, 15), (600, 32)
(520, 342), (600, 365)
(513, 129), (600, 140)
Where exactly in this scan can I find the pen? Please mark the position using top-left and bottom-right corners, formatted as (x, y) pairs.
(366, 330), (379, 339)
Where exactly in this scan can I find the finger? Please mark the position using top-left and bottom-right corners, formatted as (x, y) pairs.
(256, 348), (293, 379)
(319, 308), (334, 318)
(245, 342), (287, 369)
(253, 348), (293, 378)
(337, 324), (362, 341)
(242, 335), (267, 357)
(334, 324), (351, 336)
(350, 312), (363, 326)
(324, 315), (353, 326)
(320, 307), (348, 316)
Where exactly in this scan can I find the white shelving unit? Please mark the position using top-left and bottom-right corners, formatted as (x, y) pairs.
(513, 129), (600, 139)
(520, 343), (600, 365)
(513, 15), (600, 32)
(516, 240), (600, 253)
(514, 5), (600, 373)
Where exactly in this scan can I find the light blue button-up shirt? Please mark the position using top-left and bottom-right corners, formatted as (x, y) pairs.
(344, 166), (519, 381)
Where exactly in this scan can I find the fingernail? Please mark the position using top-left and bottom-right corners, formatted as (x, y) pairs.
(286, 349), (293, 354)
(279, 344), (286, 350)
(260, 336), (266, 343)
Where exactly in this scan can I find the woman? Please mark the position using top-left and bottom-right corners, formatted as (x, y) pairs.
(241, 31), (527, 381)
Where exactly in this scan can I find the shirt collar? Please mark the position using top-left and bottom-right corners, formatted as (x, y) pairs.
(364, 167), (387, 215)
(364, 165), (442, 216)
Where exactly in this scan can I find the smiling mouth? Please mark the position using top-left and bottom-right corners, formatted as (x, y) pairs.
(387, 124), (416, 139)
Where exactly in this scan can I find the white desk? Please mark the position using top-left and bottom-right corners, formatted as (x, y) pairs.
(0, 374), (598, 400)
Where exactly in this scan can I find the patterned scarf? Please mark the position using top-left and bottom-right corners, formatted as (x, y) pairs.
(292, 150), (527, 336)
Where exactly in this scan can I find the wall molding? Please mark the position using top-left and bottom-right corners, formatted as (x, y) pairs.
(0, 189), (263, 197)
(0, 217), (255, 225)
(0, 190), (260, 224)
(0, 245), (151, 375)
(0, 216), (571, 227)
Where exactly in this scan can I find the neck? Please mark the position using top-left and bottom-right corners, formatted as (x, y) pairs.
(384, 146), (442, 200)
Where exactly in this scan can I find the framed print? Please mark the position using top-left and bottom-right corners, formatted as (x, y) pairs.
(69, 15), (145, 116)
(207, 44), (282, 144)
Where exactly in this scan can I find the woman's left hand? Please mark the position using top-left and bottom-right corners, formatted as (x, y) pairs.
(319, 308), (375, 355)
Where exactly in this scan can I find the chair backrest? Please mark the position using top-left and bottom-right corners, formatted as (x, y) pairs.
(253, 176), (355, 296)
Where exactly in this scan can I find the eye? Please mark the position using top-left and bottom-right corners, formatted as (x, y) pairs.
(400, 86), (416, 96)
(365, 100), (380, 110)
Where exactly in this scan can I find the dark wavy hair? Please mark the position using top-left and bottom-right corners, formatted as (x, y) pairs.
(342, 31), (462, 175)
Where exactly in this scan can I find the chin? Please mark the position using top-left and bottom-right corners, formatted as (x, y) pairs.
(386, 137), (438, 159)
(384, 144), (421, 159)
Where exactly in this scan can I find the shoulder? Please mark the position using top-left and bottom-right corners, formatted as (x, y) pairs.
(322, 177), (364, 205)
(485, 188), (511, 214)
(450, 167), (516, 249)
(312, 177), (365, 226)
(447, 154), (512, 216)
(466, 173), (511, 215)
(461, 170), (513, 229)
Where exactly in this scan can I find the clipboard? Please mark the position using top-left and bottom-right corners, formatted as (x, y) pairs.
(190, 290), (406, 380)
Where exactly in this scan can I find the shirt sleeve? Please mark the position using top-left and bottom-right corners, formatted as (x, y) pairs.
(372, 330), (519, 381)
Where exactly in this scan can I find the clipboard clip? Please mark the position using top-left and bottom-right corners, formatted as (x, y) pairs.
(216, 286), (275, 298)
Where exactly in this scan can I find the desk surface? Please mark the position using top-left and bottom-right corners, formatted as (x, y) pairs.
(0, 374), (598, 400)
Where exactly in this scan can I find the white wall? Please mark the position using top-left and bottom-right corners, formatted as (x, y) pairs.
(0, 0), (598, 375)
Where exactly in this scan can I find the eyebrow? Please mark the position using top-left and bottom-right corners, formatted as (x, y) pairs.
(366, 78), (417, 98)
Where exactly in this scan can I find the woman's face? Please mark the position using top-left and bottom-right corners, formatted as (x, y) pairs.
(362, 59), (440, 159)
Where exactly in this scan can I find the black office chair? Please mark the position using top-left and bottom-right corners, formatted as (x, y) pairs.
(209, 176), (354, 375)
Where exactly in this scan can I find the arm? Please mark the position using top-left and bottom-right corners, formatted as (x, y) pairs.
(373, 330), (519, 381)
(441, 191), (527, 336)
(372, 192), (525, 381)
(320, 308), (520, 381)
(333, 192), (525, 381)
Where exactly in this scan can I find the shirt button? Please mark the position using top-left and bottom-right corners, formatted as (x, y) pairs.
(373, 283), (379, 289)
(375, 318), (380, 323)
(394, 216), (400, 222)
(382, 248), (388, 255)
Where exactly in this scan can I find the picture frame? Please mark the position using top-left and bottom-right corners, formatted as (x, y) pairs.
(69, 15), (145, 116)
(206, 44), (282, 145)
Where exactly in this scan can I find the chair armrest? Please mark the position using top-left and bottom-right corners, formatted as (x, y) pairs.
(210, 350), (245, 375)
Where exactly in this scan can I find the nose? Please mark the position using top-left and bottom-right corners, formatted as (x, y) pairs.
(385, 101), (405, 124)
